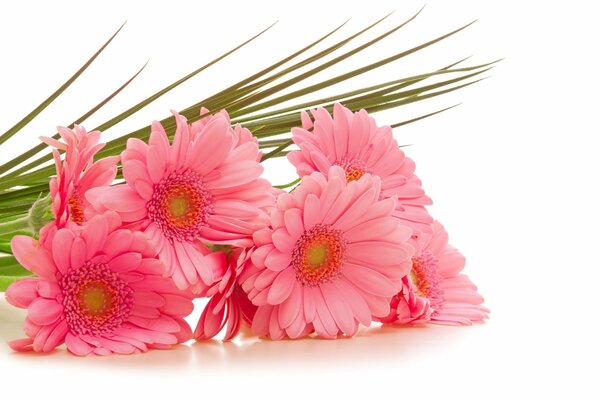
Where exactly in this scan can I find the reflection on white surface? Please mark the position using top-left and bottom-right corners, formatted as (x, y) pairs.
(0, 294), (476, 371)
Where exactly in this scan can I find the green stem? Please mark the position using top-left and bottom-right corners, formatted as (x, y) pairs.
(0, 216), (31, 235)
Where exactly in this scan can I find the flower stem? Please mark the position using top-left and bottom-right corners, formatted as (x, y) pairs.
(0, 216), (31, 235)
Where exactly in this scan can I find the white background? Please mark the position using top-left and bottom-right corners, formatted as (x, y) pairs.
(1, 0), (599, 397)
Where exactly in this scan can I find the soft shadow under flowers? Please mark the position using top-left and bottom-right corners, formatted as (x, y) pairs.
(1, 295), (479, 371)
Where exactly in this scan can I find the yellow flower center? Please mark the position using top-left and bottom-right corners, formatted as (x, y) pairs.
(169, 195), (191, 219)
(307, 243), (328, 267)
(292, 224), (346, 286)
(78, 282), (113, 316)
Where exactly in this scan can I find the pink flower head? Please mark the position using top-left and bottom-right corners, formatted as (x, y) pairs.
(242, 166), (415, 339)
(86, 110), (273, 290)
(380, 221), (489, 326)
(194, 247), (257, 341)
(5, 211), (194, 355)
(287, 103), (433, 234)
(42, 125), (118, 227)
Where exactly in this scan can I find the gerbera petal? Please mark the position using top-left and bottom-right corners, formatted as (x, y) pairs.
(28, 297), (63, 325)
(264, 250), (292, 272)
(320, 282), (356, 335)
(5, 278), (40, 308)
(52, 228), (75, 273)
(271, 228), (295, 253)
(102, 185), (146, 213)
(278, 284), (302, 329)
(342, 264), (397, 297)
(267, 268), (296, 305)
(10, 235), (57, 280)
(173, 241), (199, 286)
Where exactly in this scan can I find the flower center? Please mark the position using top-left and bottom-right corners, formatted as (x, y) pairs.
(291, 224), (346, 286)
(147, 169), (213, 242)
(68, 191), (85, 225)
(410, 251), (444, 310)
(60, 262), (134, 335)
(79, 282), (113, 314)
(336, 155), (366, 182)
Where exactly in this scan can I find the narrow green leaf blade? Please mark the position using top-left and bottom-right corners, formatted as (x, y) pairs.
(0, 22), (127, 147)
(0, 61), (148, 177)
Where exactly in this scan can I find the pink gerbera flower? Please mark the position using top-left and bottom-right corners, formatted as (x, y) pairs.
(86, 110), (273, 290)
(287, 103), (433, 234)
(42, 125), (118, 227)
(5, 211), (194, 355)
(380, 221), (489, 326)
(241, 166), (414, 339)
(194, 247), (257, 341)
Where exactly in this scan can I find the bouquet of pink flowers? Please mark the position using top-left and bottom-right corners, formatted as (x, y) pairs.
(0, 10), (491, 355)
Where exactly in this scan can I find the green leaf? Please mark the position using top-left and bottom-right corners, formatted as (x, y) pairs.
(0, 256), (18, 267)
(227, 9), (426, 117)
(92, 14), (396, 159)
(194, 17), (355, 111)
(238, 60), (496, 131)
(0, 21), (126, 147)
(233, 57), (471, 124)
(0, 12), (494, 202)
(390, 104), (461, 128)
(261, 139), (294, 162)
(0, 276), (33, 292)
(0, 22), (275, 180)
(0, 61), (148, 179)
(94, 22), (278, 134)
(274, 178), (301, 189)
(229, 19), (475, 118)
(0, 241), (13, 254)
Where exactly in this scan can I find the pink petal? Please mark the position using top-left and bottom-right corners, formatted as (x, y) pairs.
(69, 237), (86, 270)
(173, 241), (198, 286)
(278, 284), (302, 329)
(42, 320), (68, 352)
(264, 250), (292, 272)
(335, 278), (372, 326)
(133, 290), (166, 308)
(267, 268), (296, 305)
(8, 337), (34, 352)
(28, 297), (63, 325)
(123, 159), (152, 188)
(170, 111), (191, 168)
(104, 229), (134, 258)
(344, 217), (400, 244)
(10, 235), (57, 280)
(271, 228), (294, 253)
(188, 117), (233, 174)
(96, 337), (137, 354)
(332, 186), (378, 231)
(128, 314), (180, 333)
(194, 295), (225, 340)
(284, 208), (304, 239)
(343, 277), (391, 317)
(303, 194), (320, 231)
(102, 185), (146, 213)
(314, 291), (338, 338)
(5, 278), (39, 308)
(82, 213), (109, 258)
(342, 264), (397, 297)
(36, 280), (61, 298)
(320, 282), (356, 335)
(161, 294), (194, 318)
(303, 287), (317, 323)
(52, 228), (75, 274)
(207, 160), (263, 189)
(65, 333), (92, 356)
(347, 241), (409, 267)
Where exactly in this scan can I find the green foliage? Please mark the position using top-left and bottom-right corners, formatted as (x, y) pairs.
(0, 10), (497, 290)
